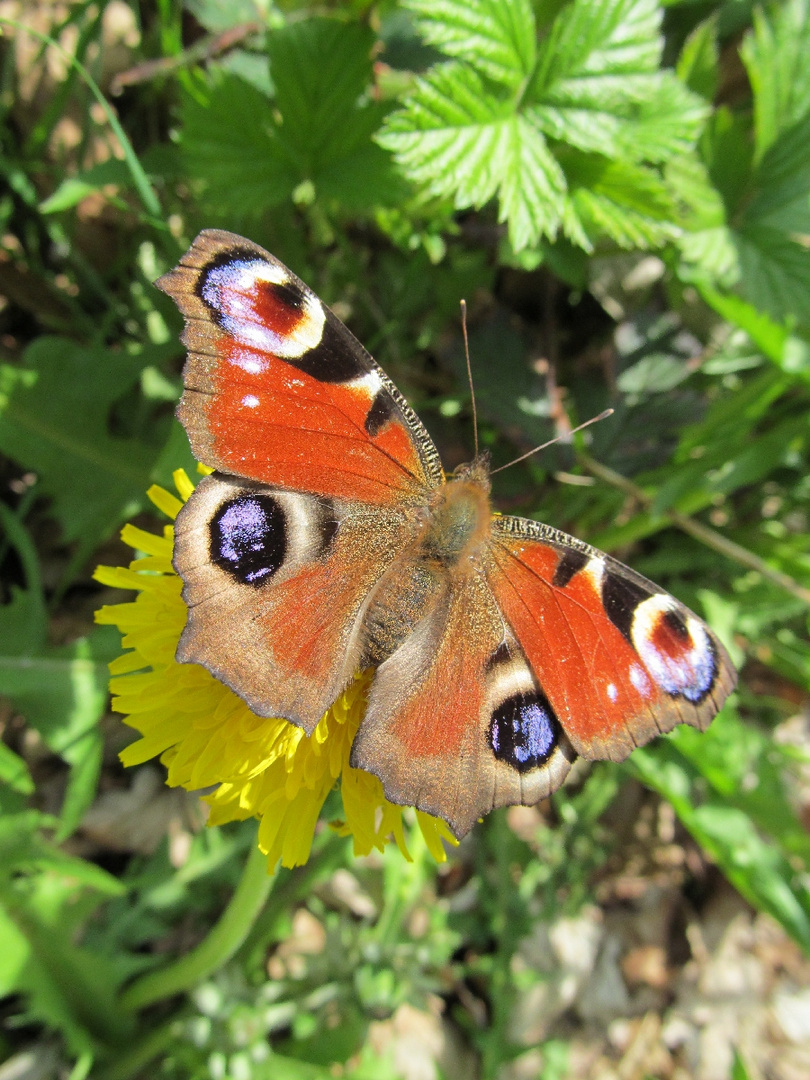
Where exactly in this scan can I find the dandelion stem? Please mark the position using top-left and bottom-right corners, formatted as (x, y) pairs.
(119, 837), (273, 1012)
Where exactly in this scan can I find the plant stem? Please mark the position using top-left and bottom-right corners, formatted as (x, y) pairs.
(119, 838), (273, 1012)
(579, 453), (810, 606)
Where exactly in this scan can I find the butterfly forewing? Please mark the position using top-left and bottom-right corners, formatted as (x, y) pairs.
(157, 230), (443, 506)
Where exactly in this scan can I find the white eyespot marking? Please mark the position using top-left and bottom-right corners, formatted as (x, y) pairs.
(242, 394), (260, 409)
(202, 258), (325, 359)
(606, 682), (618, 704)
(630, 663), (652, 698)
(631, 595), (716, 703)
(583, 556), (606, 592)
(350, 370), (383, 397)
(486, 657), (537, 708)
(229, 348), (267, 374)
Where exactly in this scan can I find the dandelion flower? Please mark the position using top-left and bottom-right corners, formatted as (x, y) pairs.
(94, 469), (456, 871)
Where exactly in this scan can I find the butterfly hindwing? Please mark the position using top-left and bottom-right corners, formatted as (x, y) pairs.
(351, 566), (576, 838)
(157, 230), (443, 506)
(173, 473), (417, 732)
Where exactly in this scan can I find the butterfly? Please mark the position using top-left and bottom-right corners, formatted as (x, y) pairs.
(157, 230), (736, 839)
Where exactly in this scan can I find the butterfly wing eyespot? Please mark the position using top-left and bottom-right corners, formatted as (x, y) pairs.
(157, 229), (443, 506)
(159, 230), (737, 840)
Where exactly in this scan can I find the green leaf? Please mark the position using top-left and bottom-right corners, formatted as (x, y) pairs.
(270, 20), (375, 168)
(744, 115), (810, 234)
(180, 74), (297, 222)
(740, 0), (810, 161)
(382, 63), (565, 235)
(696, 281), (810, 377)
(629, 739), (810, 953)
(682, 99), (810, 328)
(732, 1050), (754, 1080)
(270, 19), (403, 209)
(39, 159), (135, 214)
(564, 155), (678, 250)
(531, 0), (661, 93)
(699, 105), (753, 215)
(676, 15), (719, 102)
(0, 743), (34, 795)
(0, 502), (47, 654)
(0, 627), (118, 838)
(181, 21), (402, 219)
(407, 0), (536, 87)
(0, 339), (163, 546)
(0, 816), (129, 1052)
(735, 224), (810, 328)
(0, 499), (116, 836)
(382, 0), (706, 251)
(529, 0), (706, 163)
(617, 352), (693, 395)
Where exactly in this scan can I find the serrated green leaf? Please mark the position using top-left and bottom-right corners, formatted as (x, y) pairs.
(740, 0), (810, 161)
(496, 117), (567, 246)
(270, 20), (376, 169)
(0, 339), (165, 546)
(180, 74), (297, 221)
(735, 224), (810, 328)
(678, 225), (739, 285)
(743, 115), (810, 234)
(564, 155), (677, 250)
(381, 63), (564, 247)
(666, 154), (726, 230)
(612, 75), (707, 163)
(181, 21), (401, 218)
(407, 0), (536, 87)
(528, 0), (700, 163)
(689, 76), (810, 327)
(532, 0), (661, 94)
(271, 21), (404, 208)
(699, 106), (753, 215)
(676, 15), (719, 101)
(383, 0), (705, 251)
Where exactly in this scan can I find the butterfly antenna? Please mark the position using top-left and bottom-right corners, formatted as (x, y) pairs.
(490, 409), (614, 475)
(460, 300), (479, 458)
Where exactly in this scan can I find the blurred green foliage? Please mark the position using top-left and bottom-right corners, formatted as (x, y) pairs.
(1, 1), (809, 1077)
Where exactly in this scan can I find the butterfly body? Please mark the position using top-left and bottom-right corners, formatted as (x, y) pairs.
(158, 231), (736, 839)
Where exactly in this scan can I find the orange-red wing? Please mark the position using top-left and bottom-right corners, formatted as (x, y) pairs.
(157, 230), (443, 506)
(486, 517), (736, 760)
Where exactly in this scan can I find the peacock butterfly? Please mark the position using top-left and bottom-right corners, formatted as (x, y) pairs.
(157, 230), (736, 839)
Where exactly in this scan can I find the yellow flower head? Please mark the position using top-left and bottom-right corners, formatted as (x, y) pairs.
(94, 469), (456, 872)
